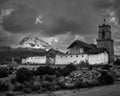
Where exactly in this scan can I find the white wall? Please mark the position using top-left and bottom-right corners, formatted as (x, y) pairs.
(55, 54), (88, 65)
(22, 56), (46, 64)
(21, 51), (109, 65)
(88, 52), (109, 65)
(55, 52), (109, 65)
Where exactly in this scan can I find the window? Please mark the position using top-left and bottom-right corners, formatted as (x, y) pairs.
(102, 31), (105, 39)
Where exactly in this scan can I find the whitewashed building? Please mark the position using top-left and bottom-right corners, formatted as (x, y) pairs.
(22, 56), (46, 64)
(55, 47), (109, 65)
(21, 20), (113, 65)
(21, 40), (109, 65)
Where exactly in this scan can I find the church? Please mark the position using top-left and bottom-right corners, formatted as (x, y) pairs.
(22, 20), (114, 65)
(55, 19), (114, 65)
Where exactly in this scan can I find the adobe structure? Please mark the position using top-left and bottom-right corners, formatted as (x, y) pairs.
(97, 19), (114, 63)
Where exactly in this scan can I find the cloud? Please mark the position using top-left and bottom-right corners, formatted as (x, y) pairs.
(1, 0), (120, 53)
(1, 4), (41, 33)
(95, 0), (120, 25)
(0, 0), (8, 5)
(1, 0), (102, 37)
(43, 32), (85, 52)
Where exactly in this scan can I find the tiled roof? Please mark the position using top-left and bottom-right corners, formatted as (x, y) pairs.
(87, 48), (108, 54)
(67, 40), (95, 49)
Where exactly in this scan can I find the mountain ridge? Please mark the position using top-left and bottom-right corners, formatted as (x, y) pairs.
(11, 36), (51, 51)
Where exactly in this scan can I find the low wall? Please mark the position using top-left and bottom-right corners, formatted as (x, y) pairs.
(55, 54), (88, 65)
(21, 52), (109, 65)
(22, 56), (46, 64)
(88, 52), (109, 65)
(55, 52), (109, 65)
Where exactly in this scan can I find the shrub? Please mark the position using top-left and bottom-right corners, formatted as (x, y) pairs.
(11, 78), (17, 84)
(102, 65), (111, 70)
(23, 88), (31, 93)
(0, 67), (9, 78)
(0, 80), (9, 92)
(6, 91), (15, 96)
(35, 66), (56, 76)
(55, 67), (63, 76)
(114, 59), (120, 66)
(41, 81), (52, 90)
(13, 82), (24, 91)
(75, 80), (90, 88)
(44, 75), (54, 82)
(41, 81), (58, 91)
(98, 71), (114, 85)
(75, 79), (99, 89)
(62, 64), (77, 76)
(23, 81), (32, 89)
(31, 82), (41, 91)
(16, 68), (33, 83)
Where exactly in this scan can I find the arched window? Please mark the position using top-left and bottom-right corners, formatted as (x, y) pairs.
(102, 31), (105, 39)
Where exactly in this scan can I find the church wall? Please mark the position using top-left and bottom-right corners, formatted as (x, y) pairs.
(97, 40), (114, 63)
(21, 52), (109, 65)
(88, 52), (109, 65)
(55, 52), (109, 65)
(55, 54), (88, 65)
(22, 56), (46, 64)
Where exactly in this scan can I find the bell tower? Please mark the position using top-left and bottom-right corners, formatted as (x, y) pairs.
(97, 19), (114, 63)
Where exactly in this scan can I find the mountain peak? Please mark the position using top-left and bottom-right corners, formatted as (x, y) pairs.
(11, 36), (51, 50)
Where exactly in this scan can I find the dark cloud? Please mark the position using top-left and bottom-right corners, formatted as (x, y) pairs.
(0, 0), (8, 4)
(1, 4), (41, 33)
(1, 0), (101, 37)
(0, 0), (120, 52)
(94, 0), (113, 9)
(43, 17), (81, 36)
(95, 0), (120, 24)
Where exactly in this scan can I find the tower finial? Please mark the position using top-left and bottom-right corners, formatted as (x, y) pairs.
(103, 19), (106, 24)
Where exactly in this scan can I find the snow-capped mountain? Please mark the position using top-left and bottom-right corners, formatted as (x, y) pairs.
(11, 36), (51, 50)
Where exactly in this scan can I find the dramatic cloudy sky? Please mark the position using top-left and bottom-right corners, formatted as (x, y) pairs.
(0, 0), (120, 54)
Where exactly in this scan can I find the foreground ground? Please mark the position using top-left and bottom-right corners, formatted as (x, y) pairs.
(18, 83), (120, 96)
(53, 83), (120, 96)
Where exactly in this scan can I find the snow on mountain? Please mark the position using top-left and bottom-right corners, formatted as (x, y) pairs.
(11, 36), (51, 50)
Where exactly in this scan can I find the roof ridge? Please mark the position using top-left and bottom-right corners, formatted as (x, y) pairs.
(67, 40), (93, 49)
